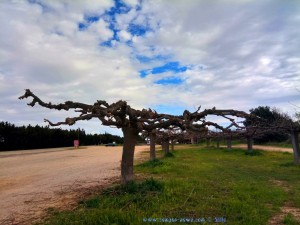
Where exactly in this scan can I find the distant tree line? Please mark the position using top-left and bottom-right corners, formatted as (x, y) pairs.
(0, 121), (123, 151)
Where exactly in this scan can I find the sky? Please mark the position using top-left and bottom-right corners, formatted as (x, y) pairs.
(0, 0), (300, 136)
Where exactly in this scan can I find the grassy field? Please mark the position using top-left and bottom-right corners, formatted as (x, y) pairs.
(258, 142), (293, 149)
(202, 139), (293, 149)
(40, 145), (300, 225)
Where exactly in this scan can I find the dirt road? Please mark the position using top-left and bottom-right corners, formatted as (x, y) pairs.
(0, 145), (149, 225)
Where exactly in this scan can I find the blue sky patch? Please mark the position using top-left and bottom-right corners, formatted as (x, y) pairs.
(101, 0), (131, 26)
(152, 62), (187, 74)
(78, 0), (130, 33)
(139, 61), (189, 77)
(136, 55), (152, 63)
(125, 40), (133, 47)
(100, 40), (114, 47)
(128, 23), (151, 36)
(109, 0), (131, 15)
(136, 54), (169, 63)
(78, 16), (100, 31)
(86, 16), (100, 23)
(77, 0), (150, 46)
(155, 77), (184, 85)
(78, 22), (87, 31)
(153, 105), (187, 116)
(98, 0), (132, 46)
(139, 69), (151, 78)
(152, 62), (188, 74)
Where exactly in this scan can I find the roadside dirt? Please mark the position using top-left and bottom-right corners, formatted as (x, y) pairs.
(0, 145), (149, 225)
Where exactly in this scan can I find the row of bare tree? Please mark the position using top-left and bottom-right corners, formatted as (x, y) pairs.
(146, 125), (300, 165)
(19, 89), (300, 184)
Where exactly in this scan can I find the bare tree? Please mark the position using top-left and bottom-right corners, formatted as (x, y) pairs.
(141, 130), (157, 160)
(149, 131), (157, 160)
(19, 89), (183, 184)
(19, 89), (253, 184)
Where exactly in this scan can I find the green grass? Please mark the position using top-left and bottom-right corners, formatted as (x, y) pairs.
(258, 142), (293, 148)
(41, 146), (300, 225)
(283, 213), (299, 225)
(203, 139), (293, 148)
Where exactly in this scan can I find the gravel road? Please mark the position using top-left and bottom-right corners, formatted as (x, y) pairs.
(0, 145), (149, 225)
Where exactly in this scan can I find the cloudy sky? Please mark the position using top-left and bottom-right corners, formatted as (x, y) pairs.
(0, 0), (299, 136)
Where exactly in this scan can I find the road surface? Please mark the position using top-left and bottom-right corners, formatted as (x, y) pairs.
(0, 145), (149, 225)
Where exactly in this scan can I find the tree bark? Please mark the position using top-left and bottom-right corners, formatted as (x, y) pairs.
(164, 140), (170, 155)
(247, 136), (253, 153)
(149, 132), (156, 161)
(191, 137), (195, 144)
(216, 136), (220, 149)
(206, 138), (211, 147)
(227, 138), (232, 150)
(291, 130), (300, 164)
(171, 139), (175, 152)
(161, 143), (165, 152)
(121, 127), (138, 185)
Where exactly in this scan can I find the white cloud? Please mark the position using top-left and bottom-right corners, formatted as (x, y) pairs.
(0, 0), (300, 135)
(122, 0), (139, 7)
(118, 30), (132, 42)
(41, 0), (114, 16)
(86, 19), (113, 40)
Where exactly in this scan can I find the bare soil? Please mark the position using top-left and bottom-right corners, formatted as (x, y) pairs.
(0, 145), (149, 225)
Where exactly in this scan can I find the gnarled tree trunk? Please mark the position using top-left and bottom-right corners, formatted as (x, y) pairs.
(227, 138), (232, 150)
(247, 136), (253, 153)
(206, 138), (211, 147)
(164, 140), (170, 155)
(291, 130), (300, 164)
(149, 132), (156, 161)
(121, 127), (138, 185)
(191, 137), (195, 144)
(161, 143), (165, 152)
(171, 139), (175, 152)
(216, 136), (220, 149)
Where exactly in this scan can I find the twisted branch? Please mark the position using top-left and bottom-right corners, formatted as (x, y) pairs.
(19, 89), (255, 133)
